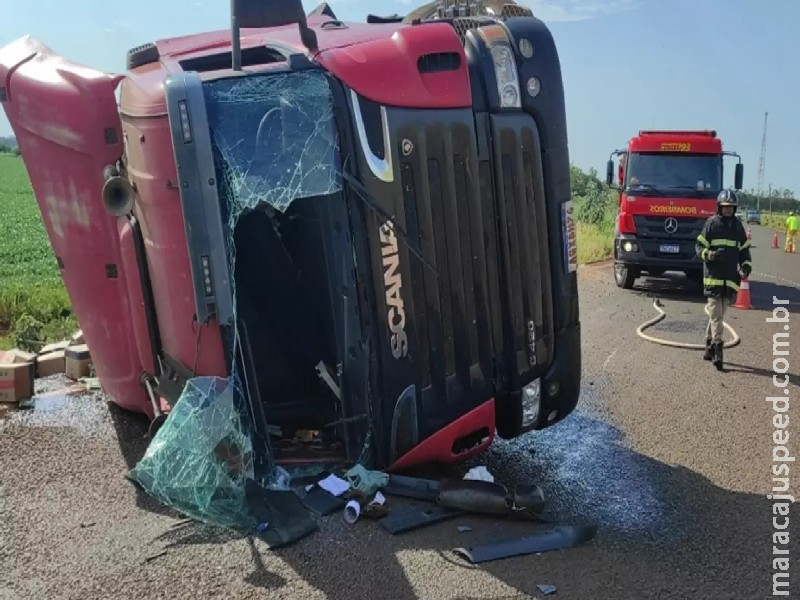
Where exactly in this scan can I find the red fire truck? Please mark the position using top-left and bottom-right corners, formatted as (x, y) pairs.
(606, 130), (743, 290)
(0, 1), (582, 472)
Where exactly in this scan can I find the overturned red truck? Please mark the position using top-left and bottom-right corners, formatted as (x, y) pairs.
(0, 0), (581, 472)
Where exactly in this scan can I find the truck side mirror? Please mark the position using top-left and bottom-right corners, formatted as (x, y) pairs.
(232, 0), (318, 65)
(606, 160), (614, 187)
(734, 163), (743, 190)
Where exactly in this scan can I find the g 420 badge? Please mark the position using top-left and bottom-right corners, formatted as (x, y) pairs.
(561, 200), (578, 274)
(527, 320), (537, 366)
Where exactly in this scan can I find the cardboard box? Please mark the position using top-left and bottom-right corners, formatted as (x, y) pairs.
(65, 344), (92, 381)
(0, 362), (35, 404)
(40, 340), (71, 355)
(0, 349), (36, 364)
(37, 350), (66, 378)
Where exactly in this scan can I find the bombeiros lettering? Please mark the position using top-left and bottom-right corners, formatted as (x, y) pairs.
(649, 205), (698, 215)
(379, 221), (408, 359)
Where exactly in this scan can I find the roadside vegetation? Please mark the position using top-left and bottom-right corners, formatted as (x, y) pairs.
(0, 146), (796, 350)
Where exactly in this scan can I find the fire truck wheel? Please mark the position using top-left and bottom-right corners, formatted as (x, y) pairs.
(614, 264), (637, 289)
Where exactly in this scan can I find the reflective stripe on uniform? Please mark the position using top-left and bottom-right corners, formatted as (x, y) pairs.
(741, 260), (753, 268)
(696, 234), (709, 247)
(739, 239), (751, 250)
(710, 238), (738, 248)
(703, 277), (740, 292)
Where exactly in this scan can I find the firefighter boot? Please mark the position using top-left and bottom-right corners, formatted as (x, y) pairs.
(703, 338), (713, 361)
(712, 342), (724, 371)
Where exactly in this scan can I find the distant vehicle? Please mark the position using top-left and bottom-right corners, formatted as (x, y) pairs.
(605, 129), (743, 291)
(746, 209), (761, 224)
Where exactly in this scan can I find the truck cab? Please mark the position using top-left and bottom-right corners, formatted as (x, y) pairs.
(0, 0), (582, 473)
(606, 130), (743, 290)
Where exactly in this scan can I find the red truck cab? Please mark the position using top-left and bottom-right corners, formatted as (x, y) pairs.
(606, 130), (743, 290)
(0, 0), (583, 473)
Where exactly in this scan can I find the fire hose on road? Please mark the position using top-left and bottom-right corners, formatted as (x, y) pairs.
(636, 297), (741, 350)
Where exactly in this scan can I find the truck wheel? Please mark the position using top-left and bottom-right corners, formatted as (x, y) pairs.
(614, 264), (637, 289)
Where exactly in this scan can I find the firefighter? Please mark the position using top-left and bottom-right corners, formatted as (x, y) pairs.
(695, 189), (752, 370)
(785, 211), (798, 253)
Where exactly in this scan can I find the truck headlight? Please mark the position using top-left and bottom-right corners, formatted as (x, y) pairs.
(479, 25), (521, 109)
(521, 379), (541, 428)
(491, 44), (521, 108)
(623, 241), (639, 252)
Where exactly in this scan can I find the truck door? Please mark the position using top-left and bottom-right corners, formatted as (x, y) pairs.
(0, 36), (147, 412)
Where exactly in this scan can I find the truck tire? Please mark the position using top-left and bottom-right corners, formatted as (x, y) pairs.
(614, 263), (637, 289)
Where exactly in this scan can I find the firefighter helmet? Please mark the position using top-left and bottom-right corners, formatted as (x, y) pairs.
(716, 189), (739, 207)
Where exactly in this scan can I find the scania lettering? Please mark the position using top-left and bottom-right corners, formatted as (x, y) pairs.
(380, 221), (408, 359)
(0, 0), (582, 472)
(606, 130), (744, 290)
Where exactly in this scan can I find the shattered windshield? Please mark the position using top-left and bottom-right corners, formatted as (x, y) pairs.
(203, 69), (343, 217)
(625, 153), (722, 197)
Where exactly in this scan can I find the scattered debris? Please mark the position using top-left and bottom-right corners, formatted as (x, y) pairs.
(343, 499), (361, 524)
(438, 479), (545, 519)
(380, 505), (463, 535)
(144, 550), (168, 563)
(0, 330), (90, 411)
(537, 584), (557, 595)
(344, 464), (389, 495)
(80, 522), (96, 529)
(79, 377), (102, 391)
(383, 474), (440, 502)
(317, 473), (351, 497)
(463, 465), (494, 483)
(457, 525), (473, 533)
(302, 486), (347, 516)
(453, 524), (598, 564)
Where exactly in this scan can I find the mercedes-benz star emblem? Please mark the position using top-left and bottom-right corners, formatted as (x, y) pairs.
(664, 217), (678, 234)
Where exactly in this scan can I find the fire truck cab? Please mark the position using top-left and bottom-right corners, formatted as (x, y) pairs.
(606, 130), (743, 290)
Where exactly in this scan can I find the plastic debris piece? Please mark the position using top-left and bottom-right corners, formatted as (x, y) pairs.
(370, 491), (386, 506)
(463, 466), (494, 482)
(454, 524), (597, 564)
(344, 500), (361, 524)
(537, 584), (557, 595)
(457, 525), (473, 533)
(344, 464), (389, 496)
(317, 473), (350, 497)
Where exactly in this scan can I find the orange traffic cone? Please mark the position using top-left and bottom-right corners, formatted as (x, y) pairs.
(772, 232), (779, 248)
(734, 276), (752, 310)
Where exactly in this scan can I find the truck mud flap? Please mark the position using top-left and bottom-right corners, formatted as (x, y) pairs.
(245, 480), (318, 549)
(380, 504), (463, 535)
(453, 524), (597, 564)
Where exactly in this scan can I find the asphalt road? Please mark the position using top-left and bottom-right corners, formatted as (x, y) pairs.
(1, 224), (798, 600)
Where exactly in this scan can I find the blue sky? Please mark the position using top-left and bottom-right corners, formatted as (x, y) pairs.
(1, 0), (797, 194)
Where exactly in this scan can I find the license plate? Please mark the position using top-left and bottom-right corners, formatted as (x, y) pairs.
(660, 244), (680, 254)
(561, 200), (578, 273)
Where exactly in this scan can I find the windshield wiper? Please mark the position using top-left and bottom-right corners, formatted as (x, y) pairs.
(663, 185), (706, 191)
(626, 183), (660, 195)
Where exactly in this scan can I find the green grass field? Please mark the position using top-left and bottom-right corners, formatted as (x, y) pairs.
(0, 151), (614, 350)
(0, 153), (76, 350)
